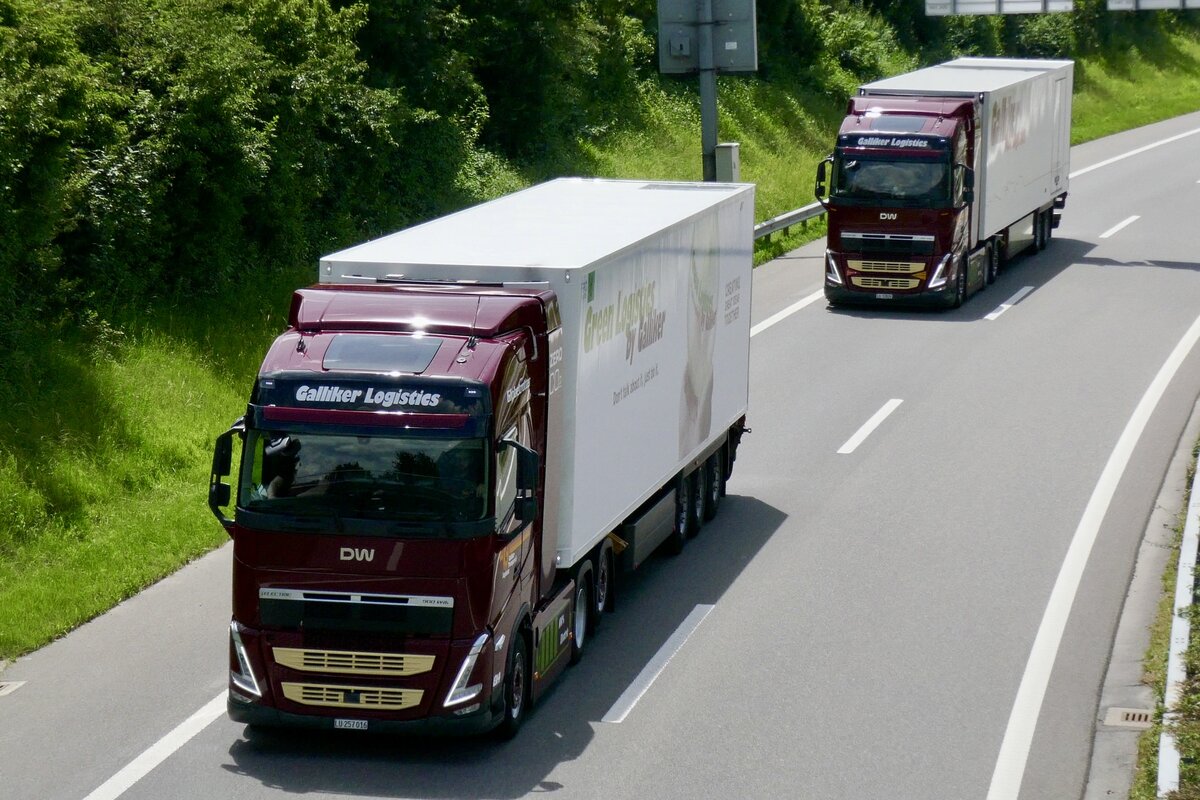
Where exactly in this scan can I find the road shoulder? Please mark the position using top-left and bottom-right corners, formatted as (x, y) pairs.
(1085, 397), (1200, 799)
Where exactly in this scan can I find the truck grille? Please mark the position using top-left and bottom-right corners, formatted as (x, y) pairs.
(274, 647), (434, 677)
(841, 232), (935, 256)
(848, 260), (924, 274)
(282, 682), (423, 710)
(851, 276), (920, 290)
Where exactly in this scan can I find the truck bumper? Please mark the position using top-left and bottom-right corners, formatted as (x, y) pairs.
(824, 281), (955, 308)
(227, 691), (503, 736)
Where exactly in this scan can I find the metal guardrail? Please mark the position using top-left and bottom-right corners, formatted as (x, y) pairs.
(1158, 459), (1200, 796)
(753, 200), (825, 240)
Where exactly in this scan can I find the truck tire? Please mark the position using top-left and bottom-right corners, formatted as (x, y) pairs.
(570, 574), (590, 665)
(495, 631), (529, 740)
(986, 240), (1000, 285)
(703, 451), (722, 521)
(664, 478), (692, 555)
(593, 541), (613, 622)
(944, 258), (966, 309)
(690, 469), (706, 536)
(1035, 211), (1047, 251)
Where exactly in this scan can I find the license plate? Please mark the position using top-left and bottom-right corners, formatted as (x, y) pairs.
(334, 718), (368, 731)
(875, 293), (894, 300)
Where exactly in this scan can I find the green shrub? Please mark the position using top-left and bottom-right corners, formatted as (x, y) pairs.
(939, 14), (1004, 59)
(813, 5), (910, 98)
(1013, 12), (1077, 58)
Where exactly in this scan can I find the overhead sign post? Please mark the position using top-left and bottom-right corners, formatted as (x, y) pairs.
(658, 0), (757, 181)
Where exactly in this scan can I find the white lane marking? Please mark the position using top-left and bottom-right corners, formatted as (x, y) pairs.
(987, 310), (1200, 800)
(1070, 126), (1200, 179)
(83, 692), (226, 800)
(750, 290), (825, 338)
(602, 604), (714, 723)
(837, 399), (903, 455)
(985, 286), (1036, 321)
(1099, 215), (1140, 239)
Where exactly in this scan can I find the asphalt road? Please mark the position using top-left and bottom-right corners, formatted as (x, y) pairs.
(3, 110), (1200, 800)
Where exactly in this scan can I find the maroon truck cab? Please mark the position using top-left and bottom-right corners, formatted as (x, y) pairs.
(817, 96), (985, 308)
(209, 283), (556, 735)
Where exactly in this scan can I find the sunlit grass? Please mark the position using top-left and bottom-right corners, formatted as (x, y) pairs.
(1073, 34), (1200, 144)
(0, 268), (302, 658)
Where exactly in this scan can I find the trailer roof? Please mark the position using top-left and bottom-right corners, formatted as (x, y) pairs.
(860, 57), (1072, 96)
(322, 178), (752, 273)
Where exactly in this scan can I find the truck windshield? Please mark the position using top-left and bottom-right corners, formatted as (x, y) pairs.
(833, 154), (950, 207)
(239, 429), (487, 523)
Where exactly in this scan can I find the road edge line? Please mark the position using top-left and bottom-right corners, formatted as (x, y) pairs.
(987, 312), (1200, 800)
(82, 691), (226, 800)
(602, 604), (714, 723)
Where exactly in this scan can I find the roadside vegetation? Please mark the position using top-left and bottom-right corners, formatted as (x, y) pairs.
(2, 0), (1200, 668)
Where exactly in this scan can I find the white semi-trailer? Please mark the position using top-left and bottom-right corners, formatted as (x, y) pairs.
(210, 178), (753, 737)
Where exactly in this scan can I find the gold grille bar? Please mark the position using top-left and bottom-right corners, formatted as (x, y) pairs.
(851, 276), (920, 290)
(274, 647), (434, 677)
(281, 682), (423, 711)
(847, 260), (925, 274)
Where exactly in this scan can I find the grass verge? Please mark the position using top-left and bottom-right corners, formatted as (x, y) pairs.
(1129, 445), (1193, 800)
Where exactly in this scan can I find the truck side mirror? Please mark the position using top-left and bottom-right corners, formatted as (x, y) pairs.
(515, 495), (537, 523)
(500, 438), (540, 528)
(209, 417), (244, 533)
(815, 157), (832, 205)
(959, 165), (975, 206)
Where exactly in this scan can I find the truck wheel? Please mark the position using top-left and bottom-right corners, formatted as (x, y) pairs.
(1035, 211), (1047, 251)
(687, 471), (704, 537)
(945, 259), (966, 309)
(495, 631), (529, 740)
(703, 451), (722, 521)
(986, 240), (999, 285)
(570, 576), (590, 665)
(1042, 211), (1053, 246)
(593, 542), (613, 623)
(665, 479), (691, 555)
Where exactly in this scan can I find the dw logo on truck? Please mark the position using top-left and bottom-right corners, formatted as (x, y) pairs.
(340, 548), (375, 562)
(880, 213), (897, 221)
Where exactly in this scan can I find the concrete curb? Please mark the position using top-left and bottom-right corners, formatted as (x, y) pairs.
(1084, 397), (1200, 800)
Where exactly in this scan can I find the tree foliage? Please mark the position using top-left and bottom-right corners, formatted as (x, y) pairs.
(0, 0), (1196, 350)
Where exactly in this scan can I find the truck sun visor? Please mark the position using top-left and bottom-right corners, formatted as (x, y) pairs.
(868, 115), (927, 133)
(323, 333), (442, 374)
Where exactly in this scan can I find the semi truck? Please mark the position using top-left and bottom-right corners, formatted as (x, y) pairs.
(208, 177), (754, 737)
(815, 57), (1073, 308)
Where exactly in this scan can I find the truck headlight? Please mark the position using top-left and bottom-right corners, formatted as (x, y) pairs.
(229, 622), (262, 698)
(927, 253), (953, 289)
(444, 633), (489, 707)
(825, 250), (844, 285)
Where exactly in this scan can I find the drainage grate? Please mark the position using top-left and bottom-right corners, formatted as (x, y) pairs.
(1103, 706), (1153, 729)
(0, 681), (26, 697)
